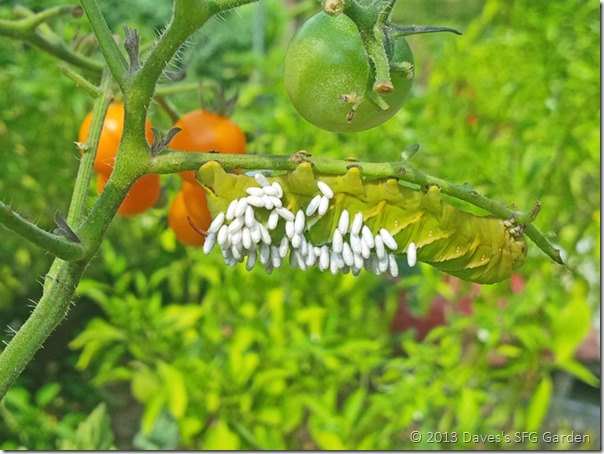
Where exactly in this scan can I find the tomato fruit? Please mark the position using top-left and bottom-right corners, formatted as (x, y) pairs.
(181, 180), (212, 230)
(97, 172), (160, 216)
(169, 110), (246, 184)
(284, 12), (414, 132)
(79, 103), (154, 174)
(168, 190), (210, 247)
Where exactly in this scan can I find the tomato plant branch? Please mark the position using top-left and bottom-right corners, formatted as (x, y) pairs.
(149, 150), (563, 265)
(9, 4), (81, 30)
(0, 5), (103, 74)
(0, 201), (85, 261)
(80, 0), (128, 86)
(68, 70), (114, 228)
(0, 260), (87, 399)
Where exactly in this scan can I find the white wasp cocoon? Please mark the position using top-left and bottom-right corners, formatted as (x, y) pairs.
(276, 207), (295, 222)
(338, 209), (350, 235)
(203, 233), (216, 254)
(268, 196), (282, 208)
(217, 225), (229, 246)
(259, 243), (270, 265)
(246, 195), (265, 207)
(285, 220), (295, 239)
(332, 229), (343, 254)
(407, 242), (417, 267)
(361, 226), (375, 248)
(374, 235), (386, 260)
(245, 206), (256, 228)
(235, 198), (248, 217)
(294, 210), (305, 234)
(259, 223), (272, 245)
(379, 228), (398, 251)
(267, 210), (279, 230)
(388, 253), (399, 278)
(254, 172), (270, 187)
(317, 196), (330, 216)
(306, 195), (322, 216)
(342, 242), (354, 267)
(226, 199), (238, 221)
(291, 233), (302, 249)
(241, 227), (252, 250)
(263, 196), (274, 211)
(246, 249), (257, 270)
(250, 223), (262, 243)
(246, 186), (264, 197)
(349, 233), (362, 255)
(351, 212), (363, 236)
(317, 180), (334, 199)
(208, 212), (225, 234)
(228, 217), (243, 233)
(279, 237), (290, 258)
(271, 181), (284, 198)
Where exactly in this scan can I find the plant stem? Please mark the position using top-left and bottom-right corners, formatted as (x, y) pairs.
(149, 151), (563, 264)
(80, 0), (127, 86)
(0, 11), (103, 74)
(0, 201), (85, 261)
(0, 260), (87, 399)
(67, 69), (113, 227)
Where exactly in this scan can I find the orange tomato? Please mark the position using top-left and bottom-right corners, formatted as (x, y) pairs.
(181, 180), (213, 231)
(170, 110), (246, 184)
(168, 190), (208, 247)
(97, 172), (160, 216)
(79, 103), (154, 174)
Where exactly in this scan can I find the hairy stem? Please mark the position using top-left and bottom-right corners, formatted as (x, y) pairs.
(0, 260), (87, 399)
(68, 69), (113, 227)
(0, 8), (103, 74)
(80, 0), (127, 86)
(0, 202), (85, 261)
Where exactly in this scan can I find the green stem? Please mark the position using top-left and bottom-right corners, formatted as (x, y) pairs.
(67, 69), (113, 228)
(8, 4), (81, 31)
(149, 151), (563, 265)
(59, 65), (102, 98)
(80, 0), (128, 86)
(0, 17), (103, 74)
(0, 260), (87, 399)
(0, 201), (85, 261)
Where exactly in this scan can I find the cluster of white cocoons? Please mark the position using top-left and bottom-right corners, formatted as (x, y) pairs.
(203, 173), (418, 277)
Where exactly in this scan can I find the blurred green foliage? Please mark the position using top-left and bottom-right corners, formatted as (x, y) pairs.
(0, 0), (599, 450)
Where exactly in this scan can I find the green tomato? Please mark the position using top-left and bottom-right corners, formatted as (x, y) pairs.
(284, 12), (414, 133)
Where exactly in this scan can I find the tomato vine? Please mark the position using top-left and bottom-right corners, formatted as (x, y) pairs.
(0, 0), (563, 400)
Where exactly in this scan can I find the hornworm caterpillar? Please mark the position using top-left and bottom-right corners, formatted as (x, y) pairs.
(196, 162), (526, 284)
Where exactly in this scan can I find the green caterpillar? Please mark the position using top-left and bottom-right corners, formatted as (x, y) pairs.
(196, 161), (527, 284)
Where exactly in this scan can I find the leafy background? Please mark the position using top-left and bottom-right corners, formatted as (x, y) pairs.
(0, 0), (600, 449)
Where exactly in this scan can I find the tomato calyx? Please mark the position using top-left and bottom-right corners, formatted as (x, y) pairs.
(199, 81), (239, 118)
(321, 0), (461, 121)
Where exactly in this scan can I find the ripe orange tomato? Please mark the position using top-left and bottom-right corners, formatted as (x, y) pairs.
(169, 110), (246, 184)
(79, 103), (154, 174)
(97, 172), (160, 216)
(168, 190), (210, 247)
(181, 181), (212, 230)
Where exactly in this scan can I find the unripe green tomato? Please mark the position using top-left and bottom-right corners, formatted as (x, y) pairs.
(284, 12), (414, 133)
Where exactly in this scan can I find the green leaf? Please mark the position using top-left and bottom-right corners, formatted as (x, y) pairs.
(34, 383), (61, 408)
(58, 403), (115, 450)
(526, 374), (552, 432)
(557, 358), (600, 387)
(551, 279), (591, 363)
(342, 388), (367, 426)
(310, 429), (346, 450)
(159, 362), (188, 419)
(204, 420), (241, 450)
